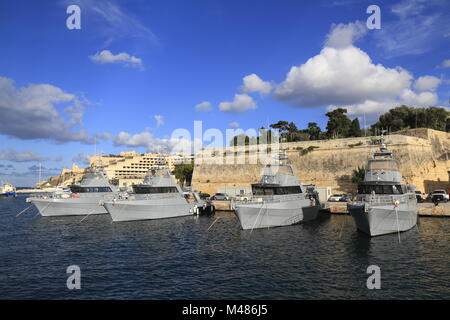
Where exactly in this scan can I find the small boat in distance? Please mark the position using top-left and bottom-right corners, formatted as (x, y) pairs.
(0, 183), (16, 197)
(347, 132), (418, 236)
(104, 167), (209, 222)
(26, 164), (116, 217)
(232, 147), (322, 230)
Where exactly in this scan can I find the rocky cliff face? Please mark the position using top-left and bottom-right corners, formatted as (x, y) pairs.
(192, 129), (449, 195)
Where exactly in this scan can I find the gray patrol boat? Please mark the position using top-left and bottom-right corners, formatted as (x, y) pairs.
(27, 165), (116, 217)
(347, 133), (418, 236)
(232, 148), (321, 230)
(104, 167), (207, 222)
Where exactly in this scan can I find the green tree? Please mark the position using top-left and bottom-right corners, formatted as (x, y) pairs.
(371, 106), (449, 132)
(172, 162), (194, 186)
(348, 118), (362, 137)
(325, 108), (352, 138)
(351, 166), (365, 184)
(307, 122), (322, 140)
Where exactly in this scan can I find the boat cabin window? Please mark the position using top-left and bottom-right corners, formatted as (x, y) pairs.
(357, 184), (403, 195)
(252, 186), (302, 196)
(70, 186), (112, 193)
(133, 186), (179, 194)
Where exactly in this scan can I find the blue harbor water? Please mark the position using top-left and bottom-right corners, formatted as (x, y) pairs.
(1, 195), (449, 299)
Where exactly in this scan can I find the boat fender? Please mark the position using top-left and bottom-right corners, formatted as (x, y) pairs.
(99, 199), (104, 206)
(193, 205), (199, 215)
(392, 200), (400, 207)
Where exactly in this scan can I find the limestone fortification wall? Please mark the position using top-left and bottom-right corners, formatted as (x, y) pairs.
(191, 129), (450, 195)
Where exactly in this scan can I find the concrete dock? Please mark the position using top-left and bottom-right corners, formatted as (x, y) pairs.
(212, 200), (450, 217)
(327, 201), (450, 217)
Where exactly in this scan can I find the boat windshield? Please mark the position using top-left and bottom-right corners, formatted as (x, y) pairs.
(252, 185), (302, 196)
(133, 186), (179, 194)
(70, 186), (112, 193)
(262, 164), (294, 176)
(367, 159), (399, 171)
(358, 184), (405, 195)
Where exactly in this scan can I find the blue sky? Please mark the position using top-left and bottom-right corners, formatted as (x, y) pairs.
(0, 0), (449, 186)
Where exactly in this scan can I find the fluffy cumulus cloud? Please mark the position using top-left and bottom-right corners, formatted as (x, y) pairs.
(442, 59), (450, 68)
(219, 94), (257, 113)
(90, 50), (144, 70)
(413, 76), (441, 91)
(229, 122), (240, 128)
(194, 101), (212, 112)
(0, 149), (49, 162)
(275, 45), (412, 107)
(272, 21), (443, 117)
(239, 74), (272, 96)
(324, 21), (367, 48)
(0, 77), (102, 144)
(113, 131), (200, 154)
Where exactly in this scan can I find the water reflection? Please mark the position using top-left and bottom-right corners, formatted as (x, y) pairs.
(1, 197), (449, 299)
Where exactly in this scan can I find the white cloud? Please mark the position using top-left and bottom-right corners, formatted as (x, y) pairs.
(219, 94), (257, 113)
(400, 89), (438, 106)
(413, 76), (441, 91)
(113, 131), (199, 154)
(324, 21), (367, 48)
(274, 45), (412, 107)
(229, 122), (240, 128)
(271, 21), (445, 119)
(239, 74), (272, 95)
(441, 59), (450, 68)
(72, 152), (92, 166)
(93, 132), (111, 140)
(65, 0), (157, 46)
(90, 50), (144, 70)
(0, 149), (49, 162)
(195, 101), (212, 112)
(154, 115), (164, 128)
(329, 100), (394, 117)
(0, 76), (99, 144)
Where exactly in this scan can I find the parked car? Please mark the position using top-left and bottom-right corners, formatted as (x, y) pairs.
(328, 194), (345, 202)
(235, 194), (251, 202)
(415, 190), (425, 203)
(198, 192), (210, 200)
(211, 193), (230, 201)
(430, 190), (449, 203)
(339, 194), (352, 202)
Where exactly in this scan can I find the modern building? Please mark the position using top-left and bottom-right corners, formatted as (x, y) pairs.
(88, 151), (194, 187)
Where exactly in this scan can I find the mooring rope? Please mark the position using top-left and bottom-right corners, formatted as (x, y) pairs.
(250, 201), (266, 234)
(207, 217), (220, 231)
(16, 205), (32, 217)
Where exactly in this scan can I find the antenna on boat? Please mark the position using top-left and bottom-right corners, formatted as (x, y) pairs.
(38, 162), (42, 188)
(379, 129), (388, 152)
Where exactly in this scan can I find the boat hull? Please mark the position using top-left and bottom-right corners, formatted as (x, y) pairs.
(235, 199), (320, 230)
(348, 201), (418, 236)
(29, 198), (108, 217)
(104, 199), (195, 222)
(0, 192), (16, 197)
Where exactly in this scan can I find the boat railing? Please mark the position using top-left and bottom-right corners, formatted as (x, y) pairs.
(127, 193), (185, 201)
(351, 193), (415, 206)
(233, 193), (305, 204)
(27, 192), (116, 200)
